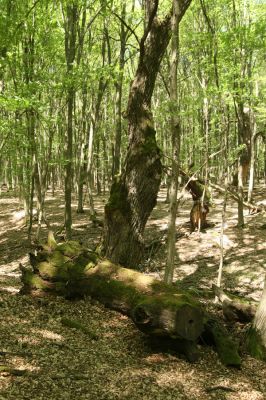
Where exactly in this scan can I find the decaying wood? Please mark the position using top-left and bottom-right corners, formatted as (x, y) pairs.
(212, 284), (256, 323)
(201, 318), (241, 368)
(21, 258), (204, 342)
(20, 235), (242, 365)
(179, 169), (211, 202)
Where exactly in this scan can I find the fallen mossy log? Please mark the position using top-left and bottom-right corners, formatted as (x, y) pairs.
(20, 238), (240, 365)
(21, 254), (203, 341)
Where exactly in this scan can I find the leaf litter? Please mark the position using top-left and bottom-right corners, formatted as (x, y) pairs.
(0, 188), (265, 399)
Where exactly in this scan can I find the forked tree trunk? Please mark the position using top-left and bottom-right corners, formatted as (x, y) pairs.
(103, 1), (192, 267)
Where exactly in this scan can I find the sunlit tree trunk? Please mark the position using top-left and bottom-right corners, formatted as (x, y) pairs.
(113, 2), (127, 178)
(77, 89), (88, 214)
(63, 2), (79, 239)
(164, 0), (180, 284)
(247, 128), (256, 203)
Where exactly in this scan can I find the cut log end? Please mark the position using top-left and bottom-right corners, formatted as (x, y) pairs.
(132, 297), (204, 341)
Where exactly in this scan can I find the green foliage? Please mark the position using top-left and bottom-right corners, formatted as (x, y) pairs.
(0, 0), (265, 205)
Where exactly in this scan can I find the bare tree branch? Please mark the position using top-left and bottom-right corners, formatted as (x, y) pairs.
(109, 9), (141, 46)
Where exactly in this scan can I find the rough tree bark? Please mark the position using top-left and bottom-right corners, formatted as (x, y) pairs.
(247, 277), (266, 361)
(103, 0), (192, 267)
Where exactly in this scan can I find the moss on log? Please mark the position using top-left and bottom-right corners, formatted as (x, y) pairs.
(20, 240), (204, 343)
(201, 318), (241, 367)
(20, 237), (242, 365)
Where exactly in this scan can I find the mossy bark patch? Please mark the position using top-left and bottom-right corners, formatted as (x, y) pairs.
(202, 319), (241, 367)
(246, 327), (266, 361)
(105, 178), (130, 216)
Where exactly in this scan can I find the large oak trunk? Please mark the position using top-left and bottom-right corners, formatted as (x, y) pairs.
(103, 2), (192, 267)
(103, 20), (170, 267)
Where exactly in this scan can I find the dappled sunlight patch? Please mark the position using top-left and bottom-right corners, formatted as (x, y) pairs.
(155, 369), (199, 396)
(255, 243), (266, 251)
(0, 285), (19, 294)
(0, 198), (19, 205)
(143, 353), (169, 364)
(11, 209), (28, 222)
(228, 388), (264, 400)
(225, 262), (251, 274)
(31, 329), (64, 342)
(176, 263), (198, 277)
(9, 356), (40, 373)
(0, 271), (20, 280)
(72, 222), (88, 229)
(0, 188), (266, 399)
(0, 237), (8, 245)
(211, 232), (237, 249)
(0, 256), (28, 270)
(17, 336), (42, 346)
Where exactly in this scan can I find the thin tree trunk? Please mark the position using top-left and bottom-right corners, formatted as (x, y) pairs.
(113, 3), (126, 177)
(64, 89), (74, 239)
(247, 126), (256, 203)
(215, 184), (228, 302)
(77, 88), (88, 214)
(164, 0), (180, 285)
(86, 121), (96, 216)
(237, 162), (245, 227)
(63, 3), (79, 239)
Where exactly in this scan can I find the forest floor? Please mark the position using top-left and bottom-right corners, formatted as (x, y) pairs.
(0, 185), (266, 400)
